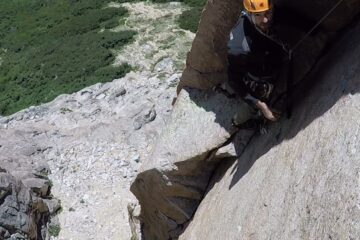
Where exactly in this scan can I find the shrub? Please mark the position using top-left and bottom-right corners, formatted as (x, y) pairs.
(48, 225), (61, 237)
(177, 7), (203, 33)
(113, 0), (207, 32)
(178, 0), (207, 33)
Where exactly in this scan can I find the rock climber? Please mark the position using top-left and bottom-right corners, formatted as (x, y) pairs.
(227, 0), (289, 125)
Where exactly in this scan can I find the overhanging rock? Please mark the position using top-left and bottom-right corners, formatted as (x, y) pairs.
(177, 0), (242, 93)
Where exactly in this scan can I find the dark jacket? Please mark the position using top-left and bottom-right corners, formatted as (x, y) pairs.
(227, 15), (287, 100)
(227, 6), (316, 100)
(228, 13), (287, 79)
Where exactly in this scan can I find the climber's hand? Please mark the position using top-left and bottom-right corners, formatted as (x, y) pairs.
(256, 101), (279, 122)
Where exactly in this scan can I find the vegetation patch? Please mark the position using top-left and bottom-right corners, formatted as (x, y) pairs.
(0, 0), (206, 115)
(0, 0), (135, 115)
(48, 225), (61, 237)
(115, 0), (207, 33)
(176, 0), (207, 33)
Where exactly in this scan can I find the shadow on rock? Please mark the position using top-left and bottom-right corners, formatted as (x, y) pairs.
(228, 16), (360, 189)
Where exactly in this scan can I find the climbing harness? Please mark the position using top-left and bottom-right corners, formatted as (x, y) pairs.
(243, 73), (274, 100)
(285, 0), (345, 118)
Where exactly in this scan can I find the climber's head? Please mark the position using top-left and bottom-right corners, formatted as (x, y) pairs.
(243, 0), (273, 33)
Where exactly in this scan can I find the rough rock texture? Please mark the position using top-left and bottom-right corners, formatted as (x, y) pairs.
(177, 0), (241, 93)
(130, 88), (254, 239)
(0, 71), (171, 239)
(0, 165), (60, 240)
(0, 2), (194, 239)
(179, 16), (360, 240)
(0, 129), (57, 240)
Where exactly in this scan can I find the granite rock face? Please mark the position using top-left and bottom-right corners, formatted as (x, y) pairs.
(0, 167), (60, 240)
(0, 129), (60, 240)
(180, 15), (360, 240)
(132, 0), (360, 239)
(130, 88), (254, 239)
(177, 0), (242, 93)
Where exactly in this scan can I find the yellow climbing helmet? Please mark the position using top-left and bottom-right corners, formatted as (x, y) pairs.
(243, 0), (271, 13)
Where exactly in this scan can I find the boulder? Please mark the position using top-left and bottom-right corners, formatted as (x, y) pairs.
(177, 0), (242, 93)
(0, 168), (58, 240)
(128, 202), (142, 240)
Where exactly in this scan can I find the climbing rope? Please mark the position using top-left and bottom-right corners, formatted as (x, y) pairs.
(289, 0), (346, 58)
(285, 0), (345, 118)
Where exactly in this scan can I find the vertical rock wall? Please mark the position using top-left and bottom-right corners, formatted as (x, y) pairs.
(179, 15), (360, 240)
(177, 0), (242, 93)
(131, 0), (360, 239)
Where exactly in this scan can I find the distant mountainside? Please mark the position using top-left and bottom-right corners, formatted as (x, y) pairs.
(0, 1), (196, 239)
(0, 0), (205, 116)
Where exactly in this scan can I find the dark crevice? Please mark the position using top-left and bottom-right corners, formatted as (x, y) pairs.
(0, 191), (11, 206)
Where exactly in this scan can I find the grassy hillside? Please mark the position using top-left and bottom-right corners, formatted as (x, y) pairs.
(145, 0), (207, 32)
(0, 0), (206, 116)
(0, 0), (135, 115)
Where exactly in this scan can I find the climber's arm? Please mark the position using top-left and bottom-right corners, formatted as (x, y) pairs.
(244, 94), (278, 121)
